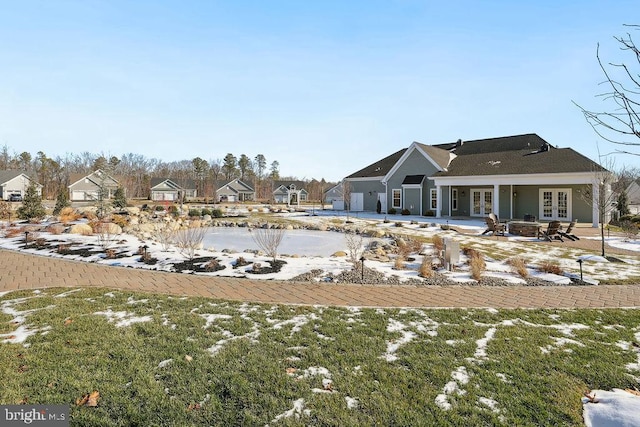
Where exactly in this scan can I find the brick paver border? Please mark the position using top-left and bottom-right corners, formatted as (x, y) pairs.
(2, 249), (639, 308)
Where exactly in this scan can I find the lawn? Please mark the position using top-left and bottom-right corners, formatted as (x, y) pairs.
(2, 287), (639, 426)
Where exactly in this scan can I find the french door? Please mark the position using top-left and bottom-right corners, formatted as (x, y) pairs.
(539, 189), (571, 220)
(471, 189), (493, 216)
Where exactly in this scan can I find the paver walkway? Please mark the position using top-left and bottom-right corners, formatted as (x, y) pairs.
(2, 249), (639, 308)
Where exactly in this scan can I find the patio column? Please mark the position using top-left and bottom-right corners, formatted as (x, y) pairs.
(436, 184), (442, 218)
(493, 184), (500, 215)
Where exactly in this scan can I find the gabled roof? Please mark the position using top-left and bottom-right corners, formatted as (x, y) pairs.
(272, 180), (308, 190)
(345, 148), (407, 179)
(433, 146), (603, 177)
(216, 179), (254, 194)
(151, 177), (197, 189)
(68, 170), (119, 188)
(273, 184), (308, 194)
(0, 170), (28, 185)
(414, 143), (454, 170)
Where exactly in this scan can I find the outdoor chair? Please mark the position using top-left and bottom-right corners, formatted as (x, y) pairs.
(537, 220), (564, 242)
(558, 219), (579, 241)
(482, 214), (506, 236)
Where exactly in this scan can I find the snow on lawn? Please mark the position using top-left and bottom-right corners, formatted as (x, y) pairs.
(3, 212), (638, 286)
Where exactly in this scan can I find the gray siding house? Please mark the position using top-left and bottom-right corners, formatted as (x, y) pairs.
(216, 179), (255, 202)
(0, 170), (42, 200)
(68, 170), (120, 201)
(344, 134), (607, 227)
(150, 178), (197, 202)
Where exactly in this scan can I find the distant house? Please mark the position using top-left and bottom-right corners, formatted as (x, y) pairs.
(626, 179), (640, 215)
(0, 170), (42, 200)
(216, 179), (255, 202)
(324, 182), (344, 209)
(272, 181), (308, 205)
(68, 170), (119, 201)
(150, 178), (197, 202)
(344, 134), (608, 227)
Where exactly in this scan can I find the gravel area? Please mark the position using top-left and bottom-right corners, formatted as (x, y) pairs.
(288, 267), (586, 286)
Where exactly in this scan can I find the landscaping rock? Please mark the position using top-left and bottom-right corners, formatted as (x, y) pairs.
(69, 223), (93, 235)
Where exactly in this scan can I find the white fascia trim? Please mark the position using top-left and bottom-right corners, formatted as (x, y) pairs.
(430, 172), (598, 186)
(383, 142), (443, 183)
(344, 176), (384, 182)
(402, 184), (422, 189)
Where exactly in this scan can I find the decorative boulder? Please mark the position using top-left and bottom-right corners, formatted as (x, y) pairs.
(69, 223), (93, 236)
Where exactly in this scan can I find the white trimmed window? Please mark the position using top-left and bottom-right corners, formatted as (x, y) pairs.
(392, 189), (401, 208)
(452, 189), (458, 211)
(430, 188), (437, 210)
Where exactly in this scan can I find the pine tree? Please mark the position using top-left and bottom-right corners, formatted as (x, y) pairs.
(53, 189), (70, 215)
(112, 186), (127, 209)
(17, 181), (46, 221)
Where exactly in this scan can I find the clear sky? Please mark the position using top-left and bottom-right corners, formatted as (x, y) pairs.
(0, 1), (637, 182)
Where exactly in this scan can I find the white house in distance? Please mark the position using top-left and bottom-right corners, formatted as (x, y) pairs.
(626, 178), (640, 215)
(68, 170), (120, 201)
(0, 170), (42, 200)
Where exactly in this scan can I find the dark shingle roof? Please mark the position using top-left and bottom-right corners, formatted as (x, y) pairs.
(151, 178), (197, 189)
(433, 146), (604, 177)
(0, 170), (25, 184)
(345, 148), (407, 179)
(434, 133), (548, 155)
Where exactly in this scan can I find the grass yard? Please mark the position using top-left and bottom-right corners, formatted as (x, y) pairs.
(2, 287), (640, 426)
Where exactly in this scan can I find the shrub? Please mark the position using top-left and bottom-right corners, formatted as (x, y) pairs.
(16, 182), (46, 222)
(201, 208), (212, 216)
(59, 207), (81, 223)
(0, 202), (10, 220)
(154, 205), (165, 211)
(376, 199), (382, 214)
(401, 209), (411, 216)
(394, 221), (403, 227)
(432, 235), (444, 254)
(424, 210), (435, 217)
(538, 260), (563, 275)
(393, 255), (405, 270)
(211, 208), (224, 218)
(204, 258), (220, 271)
(111, 214), (129, 228)
(620, 220), (639, 241)
(506, 256), (529, 278)
(419, 255), (434, 278)
(168, 205), (179, 217)
(470, 255), (486, 281)
(388, 208), (397, 215)
(45, 224), (65, 235)
(188, 209), (202, 217)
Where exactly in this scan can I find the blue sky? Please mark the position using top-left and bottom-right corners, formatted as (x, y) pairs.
(0, 1), (637, 181)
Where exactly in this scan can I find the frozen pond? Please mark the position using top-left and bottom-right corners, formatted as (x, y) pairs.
(202, 227), (365, 257)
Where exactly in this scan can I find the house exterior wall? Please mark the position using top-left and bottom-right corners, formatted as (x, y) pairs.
(404, 188), (421, 215)
(347, 180), (385, 212)
(385, 150), (440, 214)
(1, 175), (39, 199)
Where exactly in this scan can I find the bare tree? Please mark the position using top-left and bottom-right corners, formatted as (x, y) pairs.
(342, 180), (352, 222)
(574, 24), (640, 156)
(152, 222), (175, 251)
(344, 230), (365, 266)
(172, 227), (206, 260)
(250, 224), (285, 262)
(580, 155), (617, 257)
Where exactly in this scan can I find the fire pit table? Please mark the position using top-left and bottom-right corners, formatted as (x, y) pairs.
(508, 221), (542, 237)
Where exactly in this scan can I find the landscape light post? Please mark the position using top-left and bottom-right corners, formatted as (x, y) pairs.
(577, 259), (583, 281)
(24, 231), (29, 247)
(360, 256), (365, 282)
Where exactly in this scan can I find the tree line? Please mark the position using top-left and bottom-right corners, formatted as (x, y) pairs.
(0, 147), (333, 202)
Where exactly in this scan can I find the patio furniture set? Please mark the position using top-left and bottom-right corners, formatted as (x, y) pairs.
(482, 214), (580, 242)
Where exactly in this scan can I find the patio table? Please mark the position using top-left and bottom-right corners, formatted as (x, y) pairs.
(508, 221), (542, 237)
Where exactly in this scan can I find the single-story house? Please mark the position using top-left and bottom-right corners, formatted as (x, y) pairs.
(273, 181), (308, 205)
(324, 182), (344, 209)
(150, 178), (197, 202)
(626, 178), (640, 215)
(216, 179), (255, 202)
(0, 170), (42, 200)
(344, 134), (608, 227)
(68, 170), (120, 201)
